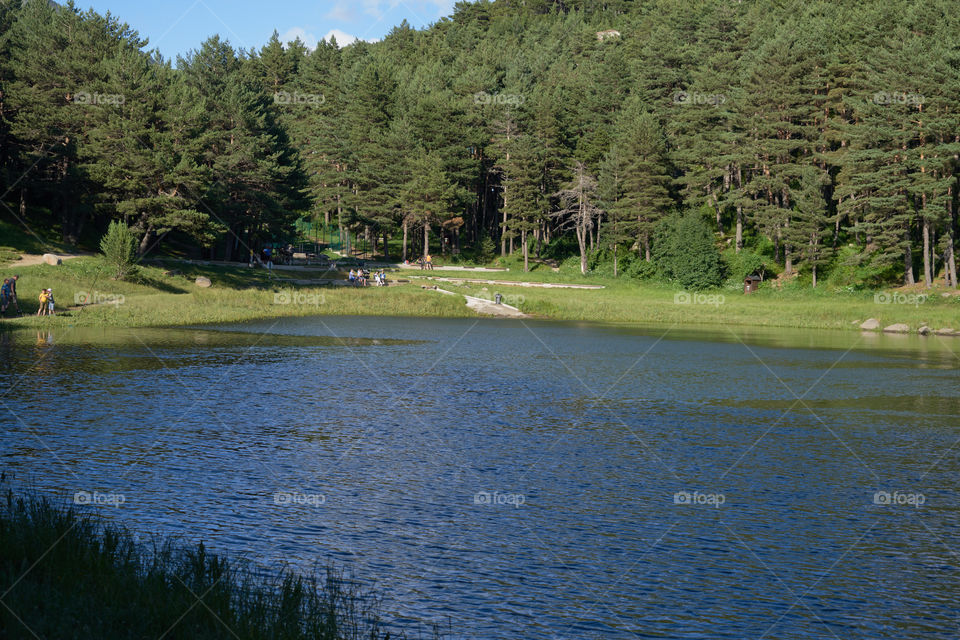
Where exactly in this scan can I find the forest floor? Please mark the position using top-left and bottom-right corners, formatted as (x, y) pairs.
(1, 253), (959, 335)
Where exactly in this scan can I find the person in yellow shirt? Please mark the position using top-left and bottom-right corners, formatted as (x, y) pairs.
(37, 289), (48, 316)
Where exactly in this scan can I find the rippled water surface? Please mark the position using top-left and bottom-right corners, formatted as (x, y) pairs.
(2, 318), (960, 639)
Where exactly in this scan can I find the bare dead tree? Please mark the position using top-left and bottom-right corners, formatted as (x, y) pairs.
(553, 161), (602, 275)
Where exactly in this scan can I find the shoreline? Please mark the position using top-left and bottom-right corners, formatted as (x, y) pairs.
(1, 256), (958, 339)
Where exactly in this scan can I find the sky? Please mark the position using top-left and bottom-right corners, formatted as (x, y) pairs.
(79, 0), (458, 61)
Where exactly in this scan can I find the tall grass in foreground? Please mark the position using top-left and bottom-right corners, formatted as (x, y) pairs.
(0, 491), (419, 639)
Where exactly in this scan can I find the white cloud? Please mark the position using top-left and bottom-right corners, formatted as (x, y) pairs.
(323, 29), (380, 47)
(280, 27), (318, 50)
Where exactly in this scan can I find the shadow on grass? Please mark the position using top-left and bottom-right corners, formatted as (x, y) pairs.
(132, 272), (189, 294)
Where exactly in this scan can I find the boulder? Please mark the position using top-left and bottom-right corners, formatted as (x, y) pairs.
(860, 318), (881, 330)
(42, 253), (62, 266)
(194, 276), (212, 288)
(162, 269), (182, 277)
(883, 323), (910, 333)
(918, 326), (932, 336)
(935, 328), (958, 336)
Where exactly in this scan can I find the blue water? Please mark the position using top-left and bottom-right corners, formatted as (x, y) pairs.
(2, 317), (960, 639)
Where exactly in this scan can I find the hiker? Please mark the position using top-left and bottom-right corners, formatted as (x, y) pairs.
(1, 275), (19, 316)
(348, 269), (356, 286)
(37, 289), (48, 316)
(45, 289), (55, 316)
(425, 254), (433, 270)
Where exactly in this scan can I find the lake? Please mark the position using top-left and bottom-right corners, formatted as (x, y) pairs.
(2, 317), (959, 639)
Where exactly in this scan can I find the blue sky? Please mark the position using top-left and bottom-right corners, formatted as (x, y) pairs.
(79, 0), (457, 61)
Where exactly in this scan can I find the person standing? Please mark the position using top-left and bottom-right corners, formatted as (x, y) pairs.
(37, 289), (48, 316)
(0, 275), (19, 316)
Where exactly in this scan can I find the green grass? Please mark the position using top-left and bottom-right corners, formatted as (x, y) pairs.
(0, 491), (417, 640)
(1, 253), (959, 334)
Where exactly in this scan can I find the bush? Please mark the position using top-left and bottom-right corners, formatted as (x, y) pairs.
(588, 247), (657, 280)
(100, 221), (138, 280)
(823, 244), (897, 290)
(476, 232), (496, 263)
(721, 247), (775, 289)
(652, 212), (725, 290)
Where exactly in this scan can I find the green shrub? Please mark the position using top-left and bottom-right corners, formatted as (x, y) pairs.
(100, 221), (138, 280)
(652, 212), (725, 290)
(588, 247), (657, 280)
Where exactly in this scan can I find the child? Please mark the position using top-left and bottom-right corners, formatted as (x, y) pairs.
(37, 289), (48, 316)
(46, 289), (55, 315)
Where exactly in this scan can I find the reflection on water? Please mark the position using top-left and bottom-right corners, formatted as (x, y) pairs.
(2, 318), (960, 639)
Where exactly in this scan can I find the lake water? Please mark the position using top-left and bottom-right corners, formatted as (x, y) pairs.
(2, 317), (960, 639)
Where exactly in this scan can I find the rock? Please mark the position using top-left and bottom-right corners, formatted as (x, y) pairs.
(935, 328), (958, 336)
(42, 253), (62, 266)
(918, 326), (932, 336)
(883, 323), (910, 333)
(860, 318), (881, 330)
(942, 293), (951, 298)
(162, 269), (182, 277)
(195, 276), (212, 288)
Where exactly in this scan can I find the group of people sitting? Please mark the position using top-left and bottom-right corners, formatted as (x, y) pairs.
(347, 268), (387, 287)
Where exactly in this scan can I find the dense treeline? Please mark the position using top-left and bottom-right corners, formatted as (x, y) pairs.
(2, 0), (959, 287)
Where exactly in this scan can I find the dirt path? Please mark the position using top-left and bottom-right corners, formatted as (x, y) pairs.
(7, 253), (86, 268)
(411, 276), (604, 289)
(427, 286), (531, 318)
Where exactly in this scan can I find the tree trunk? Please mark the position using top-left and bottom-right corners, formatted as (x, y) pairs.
(812, 263), (817, 288)
(522, 229), (529, 272)
(500, 188), (508, 257)
(138, 226), (154, 256)
(577, 226), (587, 275)
(613, 244), (618, 277)
(423, 221), (430, 259)
(402, 218), (408, 262)
(735, 206), (743, 253)
(922, 215), (932, 288)
(904, 242), (915, 285)
(947, 202), (958, 288)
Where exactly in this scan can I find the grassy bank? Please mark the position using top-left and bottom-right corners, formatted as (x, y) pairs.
(0, 491), (406, 640)
(2, 255), (959, 333)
